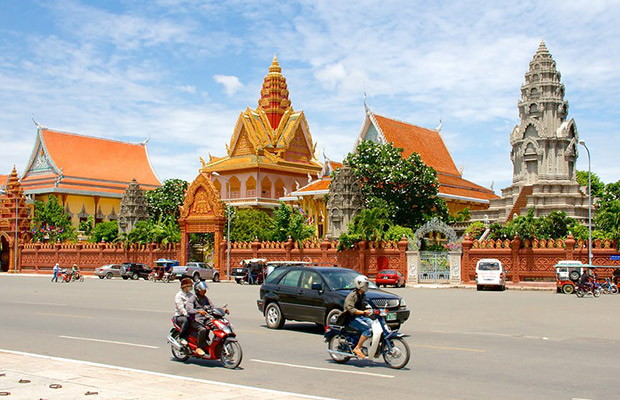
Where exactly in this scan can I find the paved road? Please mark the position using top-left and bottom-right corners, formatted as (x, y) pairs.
(1, 275), (619, 400)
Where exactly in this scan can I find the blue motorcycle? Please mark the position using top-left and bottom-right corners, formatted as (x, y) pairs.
(324, 308), (410, 369)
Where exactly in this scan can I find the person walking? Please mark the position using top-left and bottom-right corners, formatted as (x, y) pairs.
(52, 263), (60, 282)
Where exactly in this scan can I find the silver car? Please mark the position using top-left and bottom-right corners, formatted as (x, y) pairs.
(173, 262), (220, 282)
(95, 264), (123, 279)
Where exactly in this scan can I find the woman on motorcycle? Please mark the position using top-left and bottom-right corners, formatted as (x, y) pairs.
(343, 275), (373, 359)
(174, 278), (193, 345)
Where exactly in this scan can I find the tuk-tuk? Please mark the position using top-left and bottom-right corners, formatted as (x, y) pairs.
(153, 259), (180, 282)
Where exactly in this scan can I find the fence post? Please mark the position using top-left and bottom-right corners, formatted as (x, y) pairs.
(284, 238), (293, 260)
(320, 238), (331, 264)
(252, 238), (261, 259)
(357, 241), (367, 275)
(511, 234), (521, 283)
(461, 234), (473, 282)
(565, 233), (575, 261)
(397, 236), (408, 279)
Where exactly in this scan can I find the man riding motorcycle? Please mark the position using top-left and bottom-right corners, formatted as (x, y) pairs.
(337, 275), (373, 359)
(185, 281), (229, 357)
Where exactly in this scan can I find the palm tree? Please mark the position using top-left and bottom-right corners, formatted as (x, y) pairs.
(353, 208), (393, 242)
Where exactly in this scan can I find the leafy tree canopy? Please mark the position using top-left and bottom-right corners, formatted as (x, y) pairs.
(122, 220), (180, 245)
(230, 208), (276, 242)
(145, 178), (188, 225)
(272, 202), (315, 243)
(345, 140), (448, 229)
(31, 195), (76, 242)
(91, 221), (119, 243)
(576, 170), (605, 198)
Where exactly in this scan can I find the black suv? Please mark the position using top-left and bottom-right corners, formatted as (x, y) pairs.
(120, 263), (152, 280)
(257, 266), (410, 329)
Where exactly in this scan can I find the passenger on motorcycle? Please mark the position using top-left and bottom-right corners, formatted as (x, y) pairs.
(579, 269), (593, 292)
(342, 275), (373, 359)
(174, 278), (193, 346)
(72, 264), (81, 280)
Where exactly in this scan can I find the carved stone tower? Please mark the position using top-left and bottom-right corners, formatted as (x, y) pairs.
(472, 41), (588, 224)
(118, 178), (149, 234)
(0, 167), (31, 272)
(326, 162), (363, 239)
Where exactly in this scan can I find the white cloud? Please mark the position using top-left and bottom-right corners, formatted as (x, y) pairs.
(213, 75), (243, 96)
(178, 85), (197, 94)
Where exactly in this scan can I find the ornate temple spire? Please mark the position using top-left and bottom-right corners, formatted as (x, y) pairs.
(258, 54), (291, 129)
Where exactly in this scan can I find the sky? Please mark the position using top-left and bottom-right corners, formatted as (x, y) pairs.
(1, 0), (619, 193)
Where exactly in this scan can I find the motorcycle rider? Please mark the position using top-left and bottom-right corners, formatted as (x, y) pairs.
(186, 281), (219, 357)
(343, 275), (373, 359)
(579, 269), (592, 292)
(174, 278), (193, 345)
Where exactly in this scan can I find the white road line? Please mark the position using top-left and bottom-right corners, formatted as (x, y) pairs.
(251, 359), (395, 378)
(125, 308), (171, 313)
(58, 335), (159, 349)
(0, 349), (338, 400)
(12, 301), (67, 306)
(409, 344), (485, 353)
(431, 329), (553, 341)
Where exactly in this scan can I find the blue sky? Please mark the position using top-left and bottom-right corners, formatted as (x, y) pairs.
(1, 0), (619, 192)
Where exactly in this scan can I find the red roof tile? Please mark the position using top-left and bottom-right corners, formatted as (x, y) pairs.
(373, 115), (459, 175)
(297, 179), (331, 193)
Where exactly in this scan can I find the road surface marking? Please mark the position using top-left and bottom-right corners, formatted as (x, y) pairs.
(251, 359), (395, 378)
(12, 301), (67, 306)
(35, 312), (93, 319)
(409, 344), (485, 353)
(58, 335), (159, 349)
(126, 308), (171, 313)
(0, 349), (337, 400)
(431, 329), (553, 341)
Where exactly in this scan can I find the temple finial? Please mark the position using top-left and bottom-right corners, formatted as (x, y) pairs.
(269, 53), (281, 74)
(537, 39), (549, 54)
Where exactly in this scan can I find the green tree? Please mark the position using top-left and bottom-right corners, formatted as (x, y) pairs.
(595, 200), (620, 242)
(455, 207), (471, 222)
(601, 180), (620, 203)
(123, 219), (180, 245)
(465, 221), (486, 239)
(338, 208), (412, 250)
(91, 221), (119, 243)
(345, 140), (448, 229)
(78, 215), (94, 236)
(576, 170), (605, 198)
(145, 178), (188, 225)
(230, 208), (276, 242)
(272, 202), (315, 243)
(537, 211), (575, 239)
(31, 195), (76, 242)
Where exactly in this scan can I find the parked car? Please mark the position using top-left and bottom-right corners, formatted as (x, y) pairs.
(94, 264), (123, 279)
(475, 258), (506, 291)
(120, 263), (152, 280)
(376, 269), (406, 287)
(257, 266), (410, 329)
(173, 262), (220, 282)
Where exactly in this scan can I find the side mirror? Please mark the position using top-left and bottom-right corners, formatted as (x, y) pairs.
(311, 283), (324, 291)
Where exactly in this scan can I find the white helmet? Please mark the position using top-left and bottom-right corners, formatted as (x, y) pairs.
(194, 281), (208, 293)
(354, 275), (370, 292)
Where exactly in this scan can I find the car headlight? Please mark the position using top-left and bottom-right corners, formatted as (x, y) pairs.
(399, 298), (406, 308)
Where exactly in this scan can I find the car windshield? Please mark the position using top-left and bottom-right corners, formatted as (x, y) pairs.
(478, 262), (500, 271)
(321, 269), (378, 290)
(380, 270), (396, 274)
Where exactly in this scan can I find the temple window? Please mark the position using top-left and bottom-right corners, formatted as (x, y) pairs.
(275, 178), (284, 199)
(261, 176), (272, 198)
(529, 88), (539, 99)
(245, 176), (256, 197)
(228, 176), (241, 199)
(529, 104), (538, 113)
(213, 179), (222, 195)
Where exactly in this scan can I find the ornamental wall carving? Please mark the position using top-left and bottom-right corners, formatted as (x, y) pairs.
(326, 162), (363, 239)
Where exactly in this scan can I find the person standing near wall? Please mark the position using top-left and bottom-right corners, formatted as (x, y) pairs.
(52, 263), (60, 282)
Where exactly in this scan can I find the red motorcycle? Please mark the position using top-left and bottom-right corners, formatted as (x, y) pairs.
(167, 306), (242, 369)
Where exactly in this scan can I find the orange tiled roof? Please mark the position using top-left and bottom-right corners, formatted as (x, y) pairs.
(373, 115), (459, 176)
(297, 179), (331, 193)
(437, 173), (498, 201)
(21, 128), (161, 196)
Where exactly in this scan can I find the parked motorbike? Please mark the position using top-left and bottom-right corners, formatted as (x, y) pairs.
(599, 278), (619, 295)
(167, 305), (242, 369)
(575, 283), (601, 298)
(149, 269), (171, 283)
(324, 308), (410, 369)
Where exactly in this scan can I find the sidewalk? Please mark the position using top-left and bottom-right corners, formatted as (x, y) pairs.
(408, 282), (556, 291)
(0, 350), (336, 400)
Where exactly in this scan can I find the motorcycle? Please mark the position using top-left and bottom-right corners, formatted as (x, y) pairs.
(324, 308), (410, 369)
(599, 278), (619, 295)
(575, 283), (601, 298)
(167, 305), (243, 369)
(149, 268), (171, 283)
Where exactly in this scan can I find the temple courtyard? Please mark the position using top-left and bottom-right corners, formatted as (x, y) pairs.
(0, 275), (618, 400)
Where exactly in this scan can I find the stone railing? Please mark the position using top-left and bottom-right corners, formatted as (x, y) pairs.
(19, 242), (180, 274)
(461, 234), (620, 282)
(219, 237), (409, 279)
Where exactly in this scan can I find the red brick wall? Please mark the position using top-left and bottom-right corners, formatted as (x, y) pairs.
(218, 238), (409, 279)
(19, 242), (180, 274)
(461, 234), (620, 282)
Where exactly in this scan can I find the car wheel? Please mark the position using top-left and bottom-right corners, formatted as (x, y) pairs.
(105, 273), (112, 279)
(98, 275), (104, 279)
(122, 276), (129, 280)
(562, 284), (574, 295)
(131, 272), (139, 280)
(192, 273), (201, 283)
(212, 274), (220, 283)
(326, 308), (342, 327)
(265, 303), (285, 329)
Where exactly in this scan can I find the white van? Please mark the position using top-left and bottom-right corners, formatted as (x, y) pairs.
(475, 258), (506, 291)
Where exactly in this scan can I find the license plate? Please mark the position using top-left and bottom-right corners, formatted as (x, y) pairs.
(176, 273), (183, 277)
(386, 313), (397, 321)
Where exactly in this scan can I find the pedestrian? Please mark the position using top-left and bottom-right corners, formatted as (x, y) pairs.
(52, 263), (60, 282)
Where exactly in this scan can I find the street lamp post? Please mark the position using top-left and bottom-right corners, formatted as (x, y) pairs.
(212, 172), (231, 280)
(579, 140), (592, 267)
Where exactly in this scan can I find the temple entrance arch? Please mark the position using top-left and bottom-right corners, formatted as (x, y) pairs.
(178, 171), (227, 276)
(408, 217), (462, 285)
(0, 233), (11, 272)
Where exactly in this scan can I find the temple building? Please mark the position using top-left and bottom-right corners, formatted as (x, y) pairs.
(471, 41), (588, 224)
(19, 122), (161, 227)
(203, 55), (323, 209)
